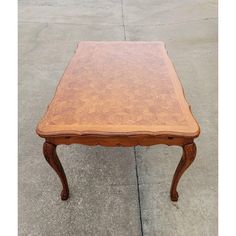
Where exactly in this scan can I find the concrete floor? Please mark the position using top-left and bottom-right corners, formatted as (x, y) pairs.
(19, 0), (217, 235)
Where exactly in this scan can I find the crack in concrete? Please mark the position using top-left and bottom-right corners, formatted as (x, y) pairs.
(134, 146), (144, 236)
(19, 16), (217, 29)
(120, 0), (127, 40)
(126, 17), (217, 27)
(23, 22), (48, 56)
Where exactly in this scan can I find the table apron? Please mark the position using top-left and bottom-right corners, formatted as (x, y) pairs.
(45, 135), (194, 147)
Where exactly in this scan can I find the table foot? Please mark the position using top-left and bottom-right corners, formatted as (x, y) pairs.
(170, 142), (196, 201)
(43, 141), (69, 200)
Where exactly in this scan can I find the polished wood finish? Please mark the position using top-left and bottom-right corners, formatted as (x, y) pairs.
(45, 135), (194, 147)
(170, 142), (197, 201)
(36, 41), (200, 201)
(43, 141), (69, 200)
(37, 41), (199, 138)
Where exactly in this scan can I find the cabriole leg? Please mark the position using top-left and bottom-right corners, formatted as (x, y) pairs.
(170, 142), (196, 201)
(43, 141), (69, 200)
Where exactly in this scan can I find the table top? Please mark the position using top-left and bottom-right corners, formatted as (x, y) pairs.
(36, 41), (200, 138)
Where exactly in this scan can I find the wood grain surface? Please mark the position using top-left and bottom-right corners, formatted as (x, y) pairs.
(36, 41), (200, 139)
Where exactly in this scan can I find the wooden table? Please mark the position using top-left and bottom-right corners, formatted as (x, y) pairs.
(36, 41), (200, 201)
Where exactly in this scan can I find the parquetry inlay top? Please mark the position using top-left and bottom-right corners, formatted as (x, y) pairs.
(36, 41), (200, 137)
